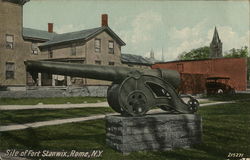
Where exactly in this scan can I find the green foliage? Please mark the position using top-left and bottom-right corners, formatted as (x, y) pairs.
(178, 46), (249, 61)
(178, 46), (210, 60)
(224, 46), (249, 58)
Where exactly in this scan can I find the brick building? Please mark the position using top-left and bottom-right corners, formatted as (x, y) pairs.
(152, 58), (247, 94)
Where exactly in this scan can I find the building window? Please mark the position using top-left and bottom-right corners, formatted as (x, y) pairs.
(48, 49), (53, 58)
(109, 62), (115, 65)
(95, 39), (101, 53)
(5, 62), (15, 79)
(95, 60), (101, 65)
(108, 41), (114, 54)
(31, 43), (38, 55)
(6, 34), (14, 49)
(71, 45), (76, 56)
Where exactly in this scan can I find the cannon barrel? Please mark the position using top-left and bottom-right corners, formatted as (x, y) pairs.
(24, 60), (180, 88)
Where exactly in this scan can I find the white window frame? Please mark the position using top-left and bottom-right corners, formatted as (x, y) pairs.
(5, 62), (15, 79)
(6, 34), (14, 49)
(95, 39), (101, 53)
(31, 43), (39, 55)
(108, 40), (114, 54)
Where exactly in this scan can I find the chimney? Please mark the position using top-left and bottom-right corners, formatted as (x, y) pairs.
(101, 14), (108, 27)
(48, 23), (53, 33)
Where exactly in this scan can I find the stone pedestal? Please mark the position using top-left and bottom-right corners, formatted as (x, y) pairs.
(106, 114), (202, 153)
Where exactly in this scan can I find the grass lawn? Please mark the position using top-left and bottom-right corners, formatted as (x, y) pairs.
(204, 93), (250, 101)
(0, 97), (106, 105)
(1, 93), (249, 105)
(0, 107), (114, 126)
(0, 97), (249, 160)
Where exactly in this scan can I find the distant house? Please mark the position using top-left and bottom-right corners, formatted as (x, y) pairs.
(23, 27), (55, 57)
(121, 54), (152, 68)
(31, 14), (126, 86)
(22, 27), (56, 86)
(144, 49), (159, 64)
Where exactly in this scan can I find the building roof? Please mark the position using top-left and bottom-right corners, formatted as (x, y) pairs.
(145, 57), (161, 64)
(121, 54), (153, 66)
(154, 57), (245, 65)
(39, 26), (126, 49)
(23, 28), (56, 41)
(3, 0), (29, 5)
(155, 58), (211, 64)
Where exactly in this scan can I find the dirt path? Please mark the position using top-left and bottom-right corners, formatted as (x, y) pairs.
(0, 98), (212, 110)
(0, 102), (109, 110)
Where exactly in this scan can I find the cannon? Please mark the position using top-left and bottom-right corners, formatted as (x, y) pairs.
(25, 60), (199, 116)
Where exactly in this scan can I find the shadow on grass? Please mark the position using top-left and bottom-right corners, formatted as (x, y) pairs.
(1, 128), (41, 149)
(0, 107), (114, 126)
(205, 93), (250, 102)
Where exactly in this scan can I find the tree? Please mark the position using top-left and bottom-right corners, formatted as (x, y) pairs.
(224, 46), (249, 58)
(178, 46), (249, 60)
(178, 46), (210, 60)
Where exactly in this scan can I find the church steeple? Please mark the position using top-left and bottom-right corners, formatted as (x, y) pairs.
(210, 27), (223, 58)
(211, 27), (221, 44)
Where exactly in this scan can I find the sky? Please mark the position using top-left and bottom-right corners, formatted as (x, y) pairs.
(23, 0), (250, 61)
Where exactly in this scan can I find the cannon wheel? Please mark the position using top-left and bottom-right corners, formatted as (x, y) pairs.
(107, 84), (127, 114)
(117, 75), (196, 116)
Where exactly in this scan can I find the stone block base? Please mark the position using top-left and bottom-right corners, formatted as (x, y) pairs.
(106, 114), (202, 153)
